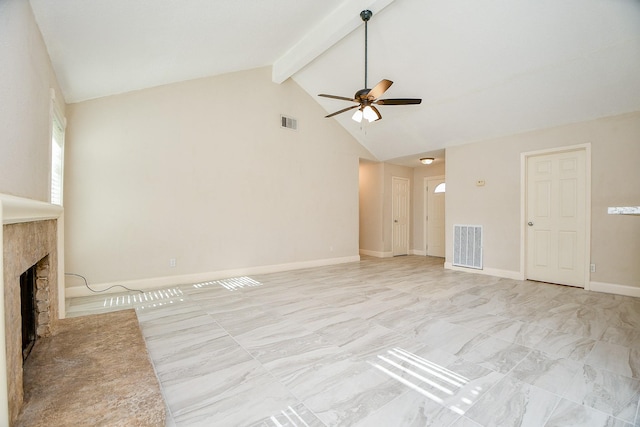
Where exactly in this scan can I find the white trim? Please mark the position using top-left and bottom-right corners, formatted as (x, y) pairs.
(359, 249), (393, 258)
(66, 255), (361, 298)
(49, 91), (66, 206)
(0, 193), (63, 224)
(520, 143), (591, 289)
(590, 281), (640, 298)
(57, 213), (66, 319)
(272, 0), (396, 83)
(410, 249), (427, 256)
(424, 177), (428, 257)
(584, 145), (592, 290)
(445, 262), (523, 280)
(520, 152), (526, 283)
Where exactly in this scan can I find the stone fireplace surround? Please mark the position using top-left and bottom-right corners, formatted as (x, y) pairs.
(0, 194), (64, 425)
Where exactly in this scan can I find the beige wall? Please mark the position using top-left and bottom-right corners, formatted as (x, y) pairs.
(0, 0), (65, 201)
(359, 160), (384, 254)
(412, 161), (446, 255)
(446, 111), (640, 288)
(64, 67), (374, 286)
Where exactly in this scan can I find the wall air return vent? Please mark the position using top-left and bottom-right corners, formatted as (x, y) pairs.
(453, 225), (483, 269)
(281, 115), (298, 131)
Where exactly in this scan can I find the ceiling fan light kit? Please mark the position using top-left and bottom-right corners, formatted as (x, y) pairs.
(353, 105), (379, 123)
(318, 10), (421, 122)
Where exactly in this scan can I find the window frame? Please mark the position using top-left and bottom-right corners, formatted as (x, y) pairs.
(50, 91), (66, 206)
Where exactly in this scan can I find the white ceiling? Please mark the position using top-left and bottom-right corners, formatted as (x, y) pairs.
(30, 0), (640, 162)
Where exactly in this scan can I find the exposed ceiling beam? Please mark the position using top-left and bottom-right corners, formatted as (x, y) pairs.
(272, 0), (396, 84)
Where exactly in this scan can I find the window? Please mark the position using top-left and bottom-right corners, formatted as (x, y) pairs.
(50, 95), (66, 206)
(434, 182), (446, 193)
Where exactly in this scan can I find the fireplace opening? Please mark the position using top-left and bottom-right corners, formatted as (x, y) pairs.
(20, 264), (38, 361)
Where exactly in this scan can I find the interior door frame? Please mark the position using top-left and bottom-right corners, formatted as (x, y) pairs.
(520, 143), (591, 289)
(424, 175), (445, 256)
(391, 176), (410, 256)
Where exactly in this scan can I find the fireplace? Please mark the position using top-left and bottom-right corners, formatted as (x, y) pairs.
(20, 256), (52, 362)
(1, 194), (63, 425)
(20, 264), (37, 361)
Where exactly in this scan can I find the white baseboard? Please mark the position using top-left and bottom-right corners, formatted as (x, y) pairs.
(589, 281), (640, 298)
(65, 255), (361, 298)
(359, 249), (393, 258)
(442, 263), (640, 298)
(444, 262), (523, 280)
(361, 249), (436, 258)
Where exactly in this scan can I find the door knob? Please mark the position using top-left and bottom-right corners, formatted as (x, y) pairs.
(394, 219), (398, 223)
(528, 221), (534, 226)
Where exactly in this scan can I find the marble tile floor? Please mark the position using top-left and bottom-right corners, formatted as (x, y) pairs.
(65, 256), (640, 426)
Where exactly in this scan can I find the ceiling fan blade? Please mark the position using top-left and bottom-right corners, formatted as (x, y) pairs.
(366, 79), (393, 100)
(325, 104), (360, 118)
(370, 105), (382, 121)
(375, 98), (422, 105)
(319, 94), (358, 102)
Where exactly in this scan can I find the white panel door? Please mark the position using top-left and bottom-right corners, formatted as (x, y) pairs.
(426, 178), (445, 257)
(526, 149), (587, 287)
(392, 177), (410, 256)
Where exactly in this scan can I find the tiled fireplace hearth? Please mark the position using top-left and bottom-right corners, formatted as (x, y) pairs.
(0, 194), (64, 425)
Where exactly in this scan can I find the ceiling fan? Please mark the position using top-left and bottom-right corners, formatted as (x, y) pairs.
(319, 10), (422, 123)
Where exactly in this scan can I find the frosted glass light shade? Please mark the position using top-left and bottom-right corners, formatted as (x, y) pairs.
(362, 106), (377, 122)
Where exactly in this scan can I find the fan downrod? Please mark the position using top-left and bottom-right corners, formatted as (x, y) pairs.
(361, 10), (373, 89)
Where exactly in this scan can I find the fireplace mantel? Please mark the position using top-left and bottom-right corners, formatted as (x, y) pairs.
(1, 193), (63, 225)
(0, 193), (65, 425)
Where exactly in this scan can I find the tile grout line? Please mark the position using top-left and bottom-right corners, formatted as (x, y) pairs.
(193, 285), (330, 427)
(133, 288), (199, 427)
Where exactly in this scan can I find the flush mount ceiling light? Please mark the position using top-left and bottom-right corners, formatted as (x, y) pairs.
(318, 10), (422, 123)
(420, 158), (434, 165)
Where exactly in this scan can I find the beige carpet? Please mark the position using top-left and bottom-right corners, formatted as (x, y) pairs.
(16, 309), (165, 426)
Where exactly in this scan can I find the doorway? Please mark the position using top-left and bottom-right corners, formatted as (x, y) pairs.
(392, 176), (410, 256)
(524, 146), (590, 287)
(425, 176), (445, 257)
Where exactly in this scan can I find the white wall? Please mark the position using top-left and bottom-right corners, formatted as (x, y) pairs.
(446, 111), (640, 290)
(0, 0), (65, 201)
(64, 67), (374, 289)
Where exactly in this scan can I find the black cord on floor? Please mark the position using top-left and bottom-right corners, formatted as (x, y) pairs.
(65, 273), (144, 294)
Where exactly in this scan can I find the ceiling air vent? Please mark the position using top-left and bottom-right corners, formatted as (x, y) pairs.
(281, 115), (298, 131)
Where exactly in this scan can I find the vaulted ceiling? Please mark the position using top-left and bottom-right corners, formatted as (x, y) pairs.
(29, 0), (640, 162)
